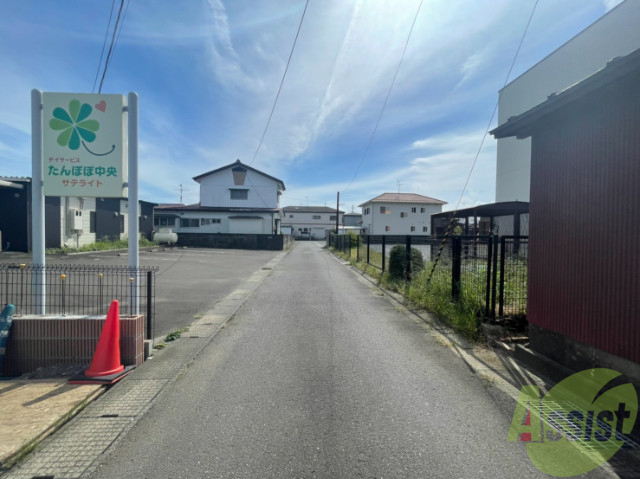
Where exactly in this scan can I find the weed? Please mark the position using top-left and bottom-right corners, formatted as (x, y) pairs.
(154, 342), (167, 350)
(165, 327), (188, 342)
(46, 237), (158, 255)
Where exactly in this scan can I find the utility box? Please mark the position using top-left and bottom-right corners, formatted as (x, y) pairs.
(68, 209), (83, 232)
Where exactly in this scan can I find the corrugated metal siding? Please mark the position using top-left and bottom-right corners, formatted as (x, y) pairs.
(528, 73), (640, 363)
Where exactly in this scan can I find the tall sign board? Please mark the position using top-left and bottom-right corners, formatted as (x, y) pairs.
(42, 93), (126, 198)
(32, 90), (139, 314)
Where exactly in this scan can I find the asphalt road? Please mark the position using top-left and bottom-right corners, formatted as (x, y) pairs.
(0, 247), (280, 339)
(87, 241), (562, 478)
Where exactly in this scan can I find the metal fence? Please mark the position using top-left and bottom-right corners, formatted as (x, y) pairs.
(327, 233), (528, 320)
(0, 263), (158, 339)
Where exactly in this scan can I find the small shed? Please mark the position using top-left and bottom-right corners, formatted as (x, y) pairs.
(491, 48), (640, 378)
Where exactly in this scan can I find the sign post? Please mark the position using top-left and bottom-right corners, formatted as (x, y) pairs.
(31, 90), (45, 313)
(127, 92), (139, 314)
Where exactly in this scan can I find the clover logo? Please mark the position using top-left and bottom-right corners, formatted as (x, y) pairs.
(49, 99), (115, 156)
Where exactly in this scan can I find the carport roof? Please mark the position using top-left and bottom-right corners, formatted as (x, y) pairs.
(431, 201), (529, 220)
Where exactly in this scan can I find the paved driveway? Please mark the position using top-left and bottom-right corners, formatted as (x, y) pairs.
(0, 247), (282, 339)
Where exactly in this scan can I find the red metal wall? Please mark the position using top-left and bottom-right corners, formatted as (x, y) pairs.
(528, 73), (640, 364)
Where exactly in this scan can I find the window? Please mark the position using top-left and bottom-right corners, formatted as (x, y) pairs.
(385, 226), (390, 232)
(365, 207), (370, 215)
(380, 206), (387, 214)
(289, 215), (294, 218)
(420, 207), (426, 213)
(201, 218), (221, 225)
(90, 211), (96, 233)
(411, 207), (416, 213)
(423, 226), (428, 232)
(313, 215), (321, 219)
(230, 189), (248, 200)
(410, 226), (416, 232)
(400, 212), (407, 218)
(330, 215), (336, 221)
(154, 216), (173, 227)
(180, 218), (200, 228)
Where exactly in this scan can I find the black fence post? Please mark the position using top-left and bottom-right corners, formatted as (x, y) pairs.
(348, 234), (352, 258)
(382, 236), (386, 274)
(405, 235), (411, 281)
(452, 236), (461, 301)
(367, 235), (370, 264)
(485, 236), (493, 318)
(146, 270), (153, 340)
(356, 235), (360, 262)
(499, 237), (507, 317)
(491, 235), (499, 318)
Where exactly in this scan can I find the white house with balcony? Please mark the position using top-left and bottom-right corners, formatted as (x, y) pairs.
(359, 193), (446, 235)
(281, 206), (344, 239)
(154, 160), (285, 236)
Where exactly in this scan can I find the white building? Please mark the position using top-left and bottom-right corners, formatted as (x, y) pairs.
(495, 0), (640, 202)
(0, 176), (156, 251)
(359, 193), (446, 235)
(154, 160), (285, 235)
(281, 206), (344, 239)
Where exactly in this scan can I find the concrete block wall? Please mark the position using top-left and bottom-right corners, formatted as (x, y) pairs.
(3, 315), (144, 376)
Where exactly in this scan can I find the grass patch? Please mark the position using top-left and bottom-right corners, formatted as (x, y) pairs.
(46, 237), (158, 255)
(165, 327), (188, 342)
(154, 342), (167, 350)
(332, 246), (482, 340)
(406, 267), (482, 340)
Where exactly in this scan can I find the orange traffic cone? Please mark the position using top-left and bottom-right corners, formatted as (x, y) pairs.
(69, 300), (134, 385)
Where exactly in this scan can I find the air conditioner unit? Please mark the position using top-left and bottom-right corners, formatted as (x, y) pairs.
(68, 209), (83, 232)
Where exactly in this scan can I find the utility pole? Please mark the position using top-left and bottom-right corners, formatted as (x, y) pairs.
(336, 191), (340, 234)
(179, 184), (183, 204)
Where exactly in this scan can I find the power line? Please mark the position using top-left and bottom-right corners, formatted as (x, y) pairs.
(426, 0), (540, 284)
(110, 0), (133, 72)
(344, 0), (424, 193)
(450, 0), (539, 217)
(98, 0), (126, 94)
(249, 0), (309, 166)
(92, 0), (116, 93)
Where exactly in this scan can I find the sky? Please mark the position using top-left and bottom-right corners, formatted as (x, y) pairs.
(0, 0), (625, 212)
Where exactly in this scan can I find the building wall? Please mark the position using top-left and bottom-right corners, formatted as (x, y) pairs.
(281, 210), (343, 239)
(168, 211), (276, 235)
(0, 181), (30, 252)
(343, 214), (362, 227)
(361, 203), (441, 235)
(528, 72), (640, 364)
(198, 168), (279, 209)
(495, 0), (640, 202)
(59, 197), (98, 248)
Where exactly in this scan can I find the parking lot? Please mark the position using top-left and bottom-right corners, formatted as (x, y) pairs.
(0, 247), (282, 340)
